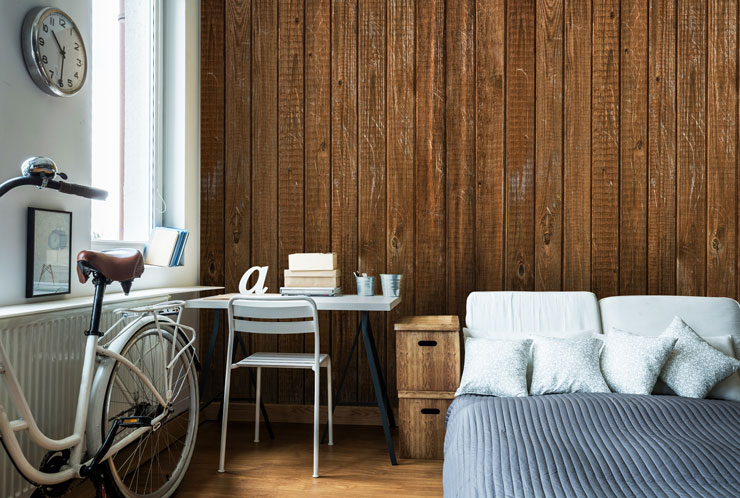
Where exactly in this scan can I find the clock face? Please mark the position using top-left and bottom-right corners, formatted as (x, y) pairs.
(22, 8), (88, 97)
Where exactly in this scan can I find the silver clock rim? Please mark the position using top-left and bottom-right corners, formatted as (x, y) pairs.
(21, 6), (88, 98)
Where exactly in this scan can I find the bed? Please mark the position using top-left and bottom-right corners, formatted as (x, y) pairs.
(444, 292), (740, 498)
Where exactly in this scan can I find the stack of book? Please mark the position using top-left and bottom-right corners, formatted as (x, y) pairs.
(281, 253), (342, 296)
(144, 227), (190, 267)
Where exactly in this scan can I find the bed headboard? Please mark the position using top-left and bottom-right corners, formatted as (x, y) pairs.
(599, 295), (740, 338)
(464, 291), (602, 338)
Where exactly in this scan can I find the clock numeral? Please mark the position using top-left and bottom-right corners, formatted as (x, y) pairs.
(41, 55), (48, 64)
(38, 37), (45, 46)
(59, 19), (66, 28)
(49, 70), (54, 78)
(74, 72), (79, 79)
(49, 16), (54, 26)
(68, 79), (73, 87)
(76, 59), (82, 67)
(43, 24), (48, 33)
(74, 42), (80, 51)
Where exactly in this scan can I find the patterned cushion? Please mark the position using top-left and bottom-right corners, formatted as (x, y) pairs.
(601, 328), (676, 395)
(456, 338), (532, 398)
(659, 317), (740, 398)
(530, 337), (610, 395)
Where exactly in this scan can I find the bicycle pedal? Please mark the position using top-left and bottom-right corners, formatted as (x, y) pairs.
(118, 416), (153, 428)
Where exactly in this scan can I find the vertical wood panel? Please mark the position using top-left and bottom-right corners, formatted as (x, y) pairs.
(676, 0), (706, 296)
(358, 0), (386, 403)
(200, 0), (226, 400)
(415, 0), (446, 313)
(591, 0), (620, 298)
(535, 0), (563, 290)
(386, 0), (415, 402)
(446, 0), (476, 317)
(331, 0), (359, 403)
(563, 0), (591, 291)
(505, 0), (536, 291)
(202, 0), (740, 409)
(619, 0), (648, 295)
(225, 0), (252, 398)
(475, 0), (505, 291)
(252, 0), (279, 402)
(707, 0), (737, 296)
(278, 0), (306, 404)
(304, 0), (332, 405)
(648, 0), (677, 295)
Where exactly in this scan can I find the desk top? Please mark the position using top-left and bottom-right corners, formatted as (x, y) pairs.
(185, 293), (401, 312)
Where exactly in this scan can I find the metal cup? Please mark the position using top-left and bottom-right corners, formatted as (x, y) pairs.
(380, 274), (402, 297)
(356, 275), (375, 296)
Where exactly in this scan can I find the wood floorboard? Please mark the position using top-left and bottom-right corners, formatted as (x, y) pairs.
(179, 421), (443, 497)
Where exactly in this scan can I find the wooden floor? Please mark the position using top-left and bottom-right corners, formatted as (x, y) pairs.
(178, 421), (444, 497)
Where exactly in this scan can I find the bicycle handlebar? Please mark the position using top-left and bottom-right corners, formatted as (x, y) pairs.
(57, 181), (108, 200)
(0, 176), (108, 200)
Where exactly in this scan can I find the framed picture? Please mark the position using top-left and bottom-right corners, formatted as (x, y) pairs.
(26, 208), (72, 298)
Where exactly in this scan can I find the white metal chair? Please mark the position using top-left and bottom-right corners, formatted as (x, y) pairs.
(218, 295), (333, 478)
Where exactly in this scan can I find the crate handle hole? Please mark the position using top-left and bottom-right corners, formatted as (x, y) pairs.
(418, 340), (437, 347)
(420, 408), (440, 415)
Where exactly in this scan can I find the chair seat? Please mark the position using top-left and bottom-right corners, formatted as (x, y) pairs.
(234, 352), (330, 370)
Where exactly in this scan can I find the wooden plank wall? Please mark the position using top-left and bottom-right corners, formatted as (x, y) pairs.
(201, 0), (740, 406)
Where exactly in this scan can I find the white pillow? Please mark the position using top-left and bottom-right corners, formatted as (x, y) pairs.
(530, 337), (610, 395)
(655, 335), (740, 401)
(658, 317), (740, 398)
(456, 338), (532, 398)
(600, 328), (676, 395)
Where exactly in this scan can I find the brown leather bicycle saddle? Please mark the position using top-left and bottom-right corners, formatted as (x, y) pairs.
(77, 249), (145, 283)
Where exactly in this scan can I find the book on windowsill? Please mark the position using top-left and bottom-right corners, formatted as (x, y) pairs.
(144, 227), (189, 267)
(280, 287), (342, 297)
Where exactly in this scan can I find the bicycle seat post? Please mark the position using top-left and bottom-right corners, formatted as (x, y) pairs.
(86, 273), (108, 337)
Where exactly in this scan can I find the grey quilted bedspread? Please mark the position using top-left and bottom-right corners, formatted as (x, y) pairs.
(443, 393), (740, 498)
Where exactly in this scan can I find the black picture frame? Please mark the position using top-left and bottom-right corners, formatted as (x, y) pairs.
(26, 207), (72, 298)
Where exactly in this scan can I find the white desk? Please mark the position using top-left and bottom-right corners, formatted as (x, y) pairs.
(185, 293), (401, 312)
(186, 292), (401, 465)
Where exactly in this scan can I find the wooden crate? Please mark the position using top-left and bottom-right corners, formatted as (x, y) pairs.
(398, 395), (454, 460)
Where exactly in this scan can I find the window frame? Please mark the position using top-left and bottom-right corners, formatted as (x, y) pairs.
(91, 0), (164, 247)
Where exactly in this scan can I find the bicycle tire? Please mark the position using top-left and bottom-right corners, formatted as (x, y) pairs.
(99, 323), (198, 498)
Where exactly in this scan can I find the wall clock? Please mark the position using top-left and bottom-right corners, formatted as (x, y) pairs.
(21, 7), (88, 97)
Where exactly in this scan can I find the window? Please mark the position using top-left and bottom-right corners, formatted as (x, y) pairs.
(91, 0), (162, 242)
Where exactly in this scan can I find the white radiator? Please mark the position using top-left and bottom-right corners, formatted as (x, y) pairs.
(0, 297), (164, 498)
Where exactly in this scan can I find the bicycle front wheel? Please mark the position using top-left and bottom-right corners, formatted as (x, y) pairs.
(101, 324), (199, 498)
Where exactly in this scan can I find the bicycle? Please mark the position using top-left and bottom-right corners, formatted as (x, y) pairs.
(0, 157), (199, 497)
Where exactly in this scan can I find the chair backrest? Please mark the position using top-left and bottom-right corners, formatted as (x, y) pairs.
(227, 295), (320, 336)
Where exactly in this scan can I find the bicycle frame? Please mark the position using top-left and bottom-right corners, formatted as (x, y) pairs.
(0, 304), (195, 486)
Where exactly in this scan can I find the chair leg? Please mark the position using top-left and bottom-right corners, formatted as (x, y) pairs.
(327, 359), (333, 446)
(254, 367), (262, 443)
(313, 366), (320, 478)
(218, 358), (235, 471)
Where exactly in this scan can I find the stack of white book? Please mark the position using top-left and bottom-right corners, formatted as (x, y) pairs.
(280, 253), (342, 296)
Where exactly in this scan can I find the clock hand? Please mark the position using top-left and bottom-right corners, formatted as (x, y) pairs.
(51, 30), (63, 53)
(59, 50), (65, 84)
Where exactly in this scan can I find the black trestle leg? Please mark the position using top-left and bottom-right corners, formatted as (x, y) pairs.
(360, 311), (397, 465)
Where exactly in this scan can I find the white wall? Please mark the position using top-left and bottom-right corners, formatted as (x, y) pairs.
(0, 0), (93, 306)
(0, 0), (200, 306)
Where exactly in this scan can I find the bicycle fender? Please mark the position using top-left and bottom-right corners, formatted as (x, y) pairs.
(84, 315), (199, 460)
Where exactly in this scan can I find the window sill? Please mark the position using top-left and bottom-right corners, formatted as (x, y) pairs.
(0, 286), (222, 321)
